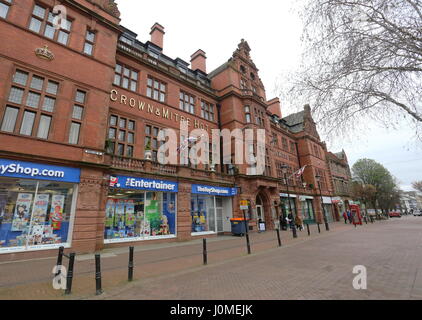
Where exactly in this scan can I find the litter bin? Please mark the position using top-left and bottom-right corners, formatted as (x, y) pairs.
(230, 218), (249, 236)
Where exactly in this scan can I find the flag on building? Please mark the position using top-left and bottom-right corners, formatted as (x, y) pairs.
(290, 165), (308, 179)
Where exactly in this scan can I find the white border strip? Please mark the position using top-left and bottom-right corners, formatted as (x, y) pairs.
(104, 235), (177, 244)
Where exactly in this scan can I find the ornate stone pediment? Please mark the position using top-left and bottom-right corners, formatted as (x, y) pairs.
(92, 0), (121, 18)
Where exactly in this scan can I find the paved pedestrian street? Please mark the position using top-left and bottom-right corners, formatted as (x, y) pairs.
(1, 217), (421, 300)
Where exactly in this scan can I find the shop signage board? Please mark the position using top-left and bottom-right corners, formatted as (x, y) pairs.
(191, 185), (238, 197)
(110, 175), (178, 192)
(322, 197), (333, 204)
(299, 196), (314, 201)
(0, 159), (81, 183)
(240, 200), (249, 210)
(280, 193), (297, 198)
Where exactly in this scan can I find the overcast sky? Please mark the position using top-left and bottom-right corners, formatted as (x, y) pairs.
(116, 0), (422, 192)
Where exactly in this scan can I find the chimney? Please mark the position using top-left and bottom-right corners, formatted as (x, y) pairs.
(191, 49), (207, 74)
(267, 98), (282, 118)
(150, 23), (165, 49)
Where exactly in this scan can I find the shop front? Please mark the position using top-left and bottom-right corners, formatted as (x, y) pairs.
(0, 158), (80, 254)
(280, 193), (298, 230)
(299, 196), (315, 224)
(322, 196), (335, 222)
(105, 175), (178, 243)
(191, 185), (237, 235)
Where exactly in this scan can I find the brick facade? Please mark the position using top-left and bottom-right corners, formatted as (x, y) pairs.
(0, 0), (351, 261)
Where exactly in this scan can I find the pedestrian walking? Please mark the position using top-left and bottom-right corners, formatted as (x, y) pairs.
(343, 211), (348, 224)
(295, 215), (303, 231)
(347, 210), (353, 224)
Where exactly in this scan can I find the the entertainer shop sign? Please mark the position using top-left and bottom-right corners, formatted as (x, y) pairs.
(192, 185), (238, 197)
(110, 175), (178, 192)
(0, 159), (81, 183)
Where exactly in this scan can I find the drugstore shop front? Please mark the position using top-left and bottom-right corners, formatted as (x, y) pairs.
(0, 158), (80, 254)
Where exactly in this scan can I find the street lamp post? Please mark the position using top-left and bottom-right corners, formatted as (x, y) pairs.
(315, 174), (330, 231)
(281, 164), (297, 238)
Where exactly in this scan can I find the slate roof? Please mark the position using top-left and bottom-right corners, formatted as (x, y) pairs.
(281, 111), (305, 133)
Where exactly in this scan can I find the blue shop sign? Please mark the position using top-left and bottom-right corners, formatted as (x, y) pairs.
(0, 159), (81, 183)
(192, 185), (238, 197)
(110, 175), (178, 192)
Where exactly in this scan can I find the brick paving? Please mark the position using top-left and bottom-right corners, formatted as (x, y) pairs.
(1, 217), (420, 300)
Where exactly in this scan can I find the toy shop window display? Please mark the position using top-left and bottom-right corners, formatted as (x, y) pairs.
(191, 195), (216, 234)
(104, 190), (177, 242)
(0, 178), (76, 252)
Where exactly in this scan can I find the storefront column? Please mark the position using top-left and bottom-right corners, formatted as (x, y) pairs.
(73, 169), (105, 254)
(177, 182), (192, 241)
(313, 198), (324, 224)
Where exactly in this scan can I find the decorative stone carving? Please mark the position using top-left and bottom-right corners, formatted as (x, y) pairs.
(92, 0), (121, 18)
(35, 45), (54, 61)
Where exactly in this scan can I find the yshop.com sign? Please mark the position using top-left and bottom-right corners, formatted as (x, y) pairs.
(192, 185), (238, 197)
(0, 159), (81, 183)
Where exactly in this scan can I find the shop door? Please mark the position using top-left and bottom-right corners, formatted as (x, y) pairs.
(256, 205), (264, 222)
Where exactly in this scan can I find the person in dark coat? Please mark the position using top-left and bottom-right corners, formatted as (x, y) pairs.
(343, 211), (348, 224)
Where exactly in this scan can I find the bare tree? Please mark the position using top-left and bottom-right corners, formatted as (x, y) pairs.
(282, 0), (422, 139)
(412, 180), (422, 192)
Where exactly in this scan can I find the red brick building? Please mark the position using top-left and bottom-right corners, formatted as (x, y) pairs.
(0, 0), (344, 261)
(326, 150), (353, 220)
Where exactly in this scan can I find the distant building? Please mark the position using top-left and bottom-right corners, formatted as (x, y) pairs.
(401, 191), (421, 212)
(326, 150), (353, 220)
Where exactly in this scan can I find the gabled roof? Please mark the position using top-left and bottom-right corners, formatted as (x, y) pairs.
(281, 111), (305, 133)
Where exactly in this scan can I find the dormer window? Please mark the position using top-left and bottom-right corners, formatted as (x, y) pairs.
(250, 73), (256, 80)
(240, 65), (246, 74)
(120, 37), (132, 45)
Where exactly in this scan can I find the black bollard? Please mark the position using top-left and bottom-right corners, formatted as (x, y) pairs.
(56, 246), (64, 277)
(128, 247), (134, 282)
(65, 253), (75, 295)
(317, 223), (321, 234)
(276, 229), (282, 247)
(246, 233), (251, 255)
(95, 254), (103, 295)
(306, 223), (310, 236)
(203, 239), (208, 265)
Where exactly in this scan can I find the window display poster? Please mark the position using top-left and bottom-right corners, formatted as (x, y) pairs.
(49, 195), (65, 230)
(125, 200), (135, 227)
(11, 193), (33, 231)
(105, 199), (115, 228)
(31, 194), (50, 226)
(28, 224), (44, 245)
(145, 199), (160, 235)
(114, 200), (126, 229)
(163, 193), (176, 235)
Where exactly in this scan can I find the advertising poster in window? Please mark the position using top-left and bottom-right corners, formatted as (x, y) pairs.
(145, 195), (160, 236)
(49, 195), (65, 230)
(11, 193), (33, 231)
(31, 194), (50, 226)
(163, 193), (176, 235)
(125, 200), (135, 227)
(114, 200), (126, 229)
(105, 199), (115, 228)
